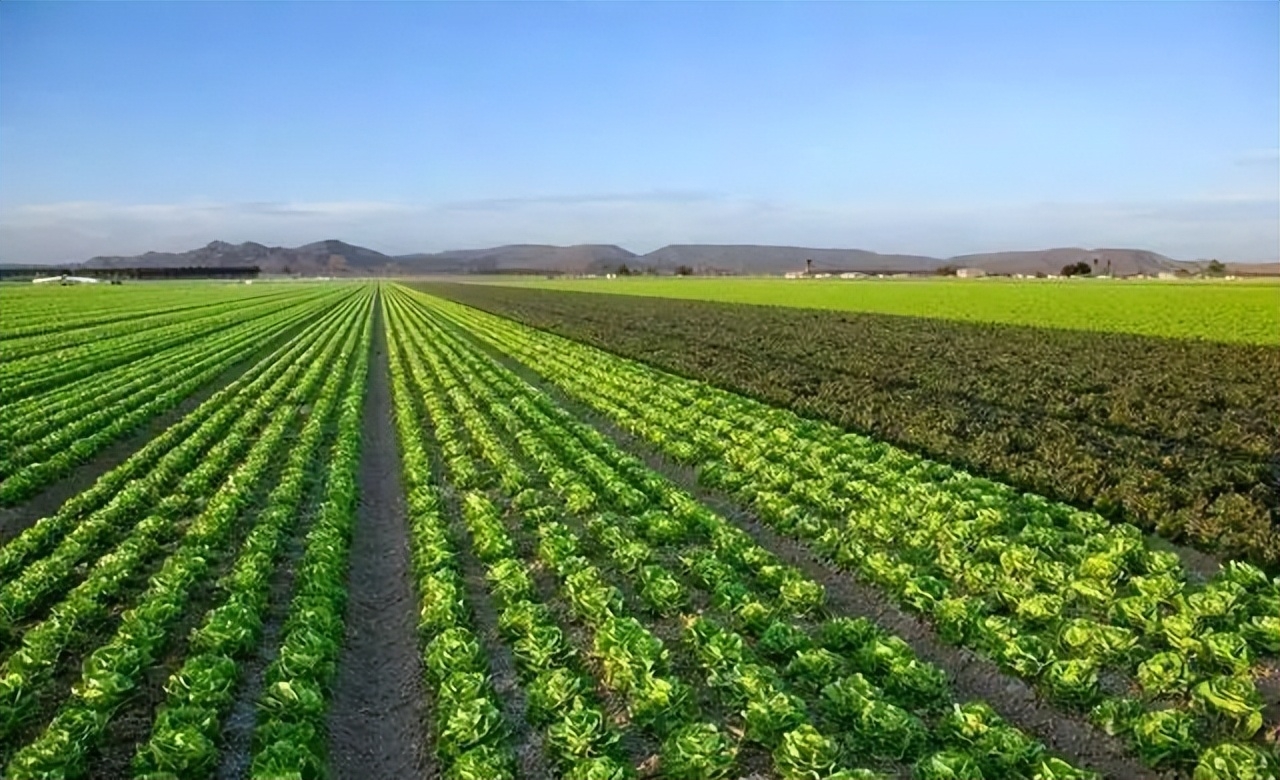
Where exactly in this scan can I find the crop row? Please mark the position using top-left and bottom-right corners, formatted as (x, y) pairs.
(404, 286), (1280, 778)
(387, 289), (765, 778)
(0, 308), (348, 727)
(0, 283), (297, 340)
(0, 285), (345, 433)
(385, 293), (525, 780)
(126, 297), (360, 773)
(0, 292), (317, 452)
(247, 294), (371, 778)
(0, 289), (356, 505)
(0, 285), (302, 361)
(384, 285), (1115, 779)
(0, 293), (363, 599)
(0, 289), (374, 777)
(421, 282), (1280, 568)
(0, 285), (336, 405)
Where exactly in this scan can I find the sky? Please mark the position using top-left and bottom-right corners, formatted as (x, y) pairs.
(1, 2), (1277, 263)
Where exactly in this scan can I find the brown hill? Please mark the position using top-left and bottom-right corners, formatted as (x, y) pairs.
(83, 240), (397, 276)
(76, 240), (1278, 277)
(83, 241), (636, 276)
(396, 244), (636, 274)
(638, 245), (939, 274)
(946, 247), (1186, 276)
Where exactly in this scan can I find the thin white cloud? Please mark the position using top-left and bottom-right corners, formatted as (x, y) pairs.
(0, 194), (1276, 264)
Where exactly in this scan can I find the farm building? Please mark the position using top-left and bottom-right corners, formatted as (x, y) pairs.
(32, 275), (99, 285)
(955, 268), (987, 278)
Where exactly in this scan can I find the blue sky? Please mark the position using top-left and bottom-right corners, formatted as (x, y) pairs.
(1, 1), (1276, 263)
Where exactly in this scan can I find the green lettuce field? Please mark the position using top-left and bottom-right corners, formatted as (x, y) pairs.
(484, 277), (1280, 345)
(0, 281), (1274, 780)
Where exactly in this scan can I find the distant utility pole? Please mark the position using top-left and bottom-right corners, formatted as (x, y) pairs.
(805, 258), (813, 276)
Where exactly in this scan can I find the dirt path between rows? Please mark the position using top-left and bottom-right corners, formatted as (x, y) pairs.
(0, 318), (307, 544)
(326, 294), (432, 780)
(456, 325), (1160, 780)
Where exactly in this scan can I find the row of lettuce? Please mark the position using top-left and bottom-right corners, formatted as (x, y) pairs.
(420, 282), (1279, 569)
(0, 285), (351, 504)
(409, 285), (1280, 779)
(0, 282), (293, 340)
(381, 284), (1117, 780)
(0, 288), (373, 778)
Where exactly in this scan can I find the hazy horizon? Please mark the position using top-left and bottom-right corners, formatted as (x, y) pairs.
(2, 2), (1277, 264)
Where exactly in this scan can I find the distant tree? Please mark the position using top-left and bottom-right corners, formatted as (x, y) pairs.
(1034, 271), (1047, 279)
(1206, 259), (1226, 276)
(1061, 261), (1092, 277)
(935, 265), (958, 276)
(617, 263), (632, 276)
(675, 265), (694, 276)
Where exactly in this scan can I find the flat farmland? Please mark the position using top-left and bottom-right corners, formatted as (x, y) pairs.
(477, 277), (1280, 345)
(0, 280), (1275, 780)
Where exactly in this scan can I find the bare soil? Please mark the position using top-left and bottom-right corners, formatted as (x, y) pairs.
(326, 298), (432, 780)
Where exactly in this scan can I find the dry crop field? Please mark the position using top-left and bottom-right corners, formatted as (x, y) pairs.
(0, 280), (1275, 780)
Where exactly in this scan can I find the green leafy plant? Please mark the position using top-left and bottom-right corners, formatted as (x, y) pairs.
(1131, 709), (1197, 768)
(1190, 676), (1264, 740)
(1137, 651), (1190, 698)
(526, 668), (588, 726)
(758, 621), (814, 662)
(743, 690), (808, 747)
(660, 722), (737, 780)
(913, 750), (983, 780)
(546, 700), (619, 763)
(1191, 743), (1280, 780)
(773, 724), (840, 780)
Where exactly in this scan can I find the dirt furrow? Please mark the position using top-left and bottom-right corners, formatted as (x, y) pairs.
(326, 296), (432, 780)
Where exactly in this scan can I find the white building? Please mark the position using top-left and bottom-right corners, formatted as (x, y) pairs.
(955, 268), (987, 278)
(33, 275), (99, 284)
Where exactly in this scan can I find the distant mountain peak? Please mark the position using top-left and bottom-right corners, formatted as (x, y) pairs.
(73, 239), (1276, 277)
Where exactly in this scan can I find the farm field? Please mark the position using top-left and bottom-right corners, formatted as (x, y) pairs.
(0, 281), (1275, 780)
(422, 283), (1280, 569)
(476, 277), (1280, 346)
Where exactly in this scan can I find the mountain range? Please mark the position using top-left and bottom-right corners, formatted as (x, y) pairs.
(70, 240), (1279, 277)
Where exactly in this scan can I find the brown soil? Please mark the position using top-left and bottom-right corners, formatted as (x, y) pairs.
(326, 297), (432, 780)
(459, 329), (1160, 780)
(0, 319), (304, 544)
(1257, 660), (1280, 741)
